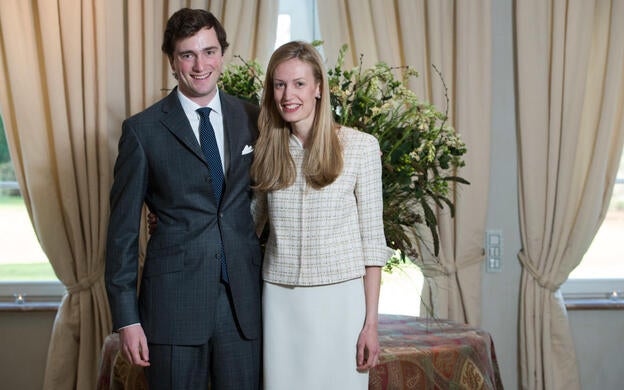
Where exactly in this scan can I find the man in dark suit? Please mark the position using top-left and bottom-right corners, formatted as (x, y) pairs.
(105, 8), (262, 389)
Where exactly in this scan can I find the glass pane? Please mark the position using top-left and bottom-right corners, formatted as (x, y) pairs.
(0, 193), (55, 281)
(1, 117), (55, 281)
(275, 14), (292, 49)
(275, 0), (320, 49)
(379, 261), (423, 316)
(569, 157), (624, 279)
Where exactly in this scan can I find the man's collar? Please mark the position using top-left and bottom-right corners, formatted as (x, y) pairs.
(177, 88), (222, 117)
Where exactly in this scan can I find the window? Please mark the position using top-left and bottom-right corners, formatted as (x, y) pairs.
(379, 262), (423, 316)
(562, 153), (624, 298)
(0, 116), (62, 302)
(275, 0), (321, 47)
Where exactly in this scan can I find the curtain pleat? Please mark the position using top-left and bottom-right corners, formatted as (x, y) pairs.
(0, 1), (111, 388)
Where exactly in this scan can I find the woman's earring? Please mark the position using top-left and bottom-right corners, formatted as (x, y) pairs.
(315, 95), (321, 100)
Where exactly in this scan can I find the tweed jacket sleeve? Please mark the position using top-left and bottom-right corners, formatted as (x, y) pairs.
(354, 128), (394, 266)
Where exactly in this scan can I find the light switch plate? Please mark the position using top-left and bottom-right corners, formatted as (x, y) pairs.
(485, 230), (503, 273)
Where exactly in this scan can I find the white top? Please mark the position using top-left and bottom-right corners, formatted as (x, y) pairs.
(253, 126), (392, 286)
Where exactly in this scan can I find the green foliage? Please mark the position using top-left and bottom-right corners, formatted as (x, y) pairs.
(218, 56), (264, 106)
(0, 160), (16, 181)
(218, 45), (469, 263)
(0, 161), (18, 196)
(0, 115), (10, 164)
(326, 45), (468, 260)
(0, 194), (23, 206)
(0, 262), (56, 281)
(0, 115), (17, 196)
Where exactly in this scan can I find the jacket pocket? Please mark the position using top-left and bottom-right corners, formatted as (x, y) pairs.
(143, 245), (185, 277)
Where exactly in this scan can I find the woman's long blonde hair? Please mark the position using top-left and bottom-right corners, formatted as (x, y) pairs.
(251, 41), (343, 191)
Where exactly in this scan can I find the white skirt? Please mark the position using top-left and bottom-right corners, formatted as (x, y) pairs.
(263, 278), (369, 390)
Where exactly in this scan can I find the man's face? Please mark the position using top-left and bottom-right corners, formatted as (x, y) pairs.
(170, 27), (223, 106)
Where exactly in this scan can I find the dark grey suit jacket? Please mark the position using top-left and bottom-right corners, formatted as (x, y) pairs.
(105, 88), (262, 345)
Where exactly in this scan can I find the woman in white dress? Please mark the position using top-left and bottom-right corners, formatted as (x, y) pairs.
(251, 41), (393, 390)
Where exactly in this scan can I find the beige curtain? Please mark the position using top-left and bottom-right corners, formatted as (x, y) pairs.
(0, 1), (277, 389)
(514, 1), (624, 389)
(317, 0), (492, 325)
(0, 2), (112, 388)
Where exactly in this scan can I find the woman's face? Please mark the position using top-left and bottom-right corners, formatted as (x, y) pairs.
(272, 58), (320, 132)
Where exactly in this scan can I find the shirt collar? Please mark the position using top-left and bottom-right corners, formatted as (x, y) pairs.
(177, 88), (222, 119)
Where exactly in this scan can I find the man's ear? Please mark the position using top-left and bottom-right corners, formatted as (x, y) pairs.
(169, 57), (177, 79)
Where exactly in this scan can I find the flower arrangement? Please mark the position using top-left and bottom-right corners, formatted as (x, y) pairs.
(218, 58), (264, 106)
(218, 44), (468, 267)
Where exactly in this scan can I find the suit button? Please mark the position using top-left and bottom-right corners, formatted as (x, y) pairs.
(219, 213), (224, 218)
(214, 253), (220, 259)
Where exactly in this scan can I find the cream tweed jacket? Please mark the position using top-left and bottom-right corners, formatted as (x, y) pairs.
(253, 126), (393, 286)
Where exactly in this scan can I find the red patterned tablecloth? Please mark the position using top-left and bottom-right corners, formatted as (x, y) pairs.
(98, 314), (502, 389)
(370, 314), (503, 390)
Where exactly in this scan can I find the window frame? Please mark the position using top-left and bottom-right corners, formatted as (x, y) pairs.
(0, 180), (63, 302)
(561, 279), (624, 300)
(0, 281), (65, 303)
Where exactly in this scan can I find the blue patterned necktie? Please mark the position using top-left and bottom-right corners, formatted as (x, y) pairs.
(197, 107), (228, 282)
(197, 107), (224, 204)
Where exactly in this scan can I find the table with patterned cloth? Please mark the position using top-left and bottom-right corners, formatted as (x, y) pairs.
(97, 314), (502, 390)
(370, 314), (503, 389)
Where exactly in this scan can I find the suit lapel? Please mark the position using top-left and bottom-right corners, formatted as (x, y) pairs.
(158, 90), (249, 206)
(160, 89), (208, 167)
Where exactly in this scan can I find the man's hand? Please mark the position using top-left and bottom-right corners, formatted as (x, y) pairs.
(119, 324), (150, 367)
(356, 324), (380, 371)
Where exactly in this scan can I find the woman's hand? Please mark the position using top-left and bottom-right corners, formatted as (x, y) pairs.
(146, 212), (157, 235)
(356, 323), (380, 371)
(358, 265), (382, 371)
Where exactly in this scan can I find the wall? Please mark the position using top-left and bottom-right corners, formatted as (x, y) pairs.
(482, 0), (521, 388)
(0, 308), (56, 390)
(569, 310), (624, 389)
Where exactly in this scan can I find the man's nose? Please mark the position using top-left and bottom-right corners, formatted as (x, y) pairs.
(193, 58), (205, 71)
(194, 54), (212, 71)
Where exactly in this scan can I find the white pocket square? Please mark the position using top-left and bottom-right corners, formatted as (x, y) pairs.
(241, 145), (254, 155)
